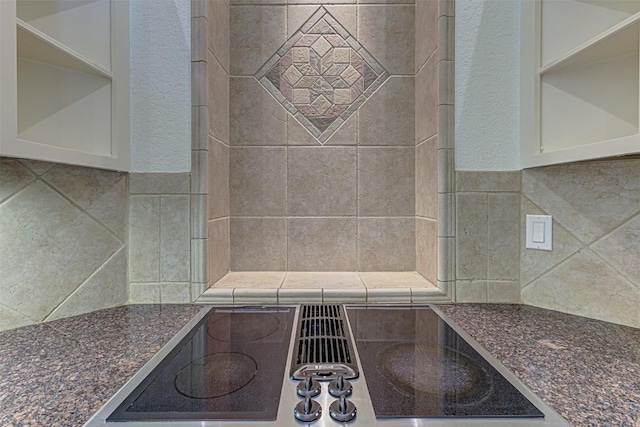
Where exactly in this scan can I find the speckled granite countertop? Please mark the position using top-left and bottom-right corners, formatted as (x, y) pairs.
(1, 304), (639, 427)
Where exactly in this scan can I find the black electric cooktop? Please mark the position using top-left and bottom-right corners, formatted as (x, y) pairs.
(97, 305), (560, 426)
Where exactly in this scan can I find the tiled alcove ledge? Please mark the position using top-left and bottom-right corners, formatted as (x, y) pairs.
(196, 271), (450, 305)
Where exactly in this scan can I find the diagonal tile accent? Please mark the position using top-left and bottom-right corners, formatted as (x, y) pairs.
(256, 6), (388, 143)
(0, 159), (35, 203)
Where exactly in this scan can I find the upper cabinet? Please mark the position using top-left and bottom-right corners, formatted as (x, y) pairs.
(521, 0), (640, 168)
(0, 0), (129, 171)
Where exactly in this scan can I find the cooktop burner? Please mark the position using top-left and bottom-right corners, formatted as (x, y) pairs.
(348, 306), (544, 418)
(106, 307), (295, 422)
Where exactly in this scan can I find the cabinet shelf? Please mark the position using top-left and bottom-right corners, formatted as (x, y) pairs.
(539, 14), (640, 74)
(17, 19), (112, 79)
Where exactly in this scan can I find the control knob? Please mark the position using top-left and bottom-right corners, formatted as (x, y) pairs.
(329, 395), (356, 423)
(296, 376), (321, 397)
(328, 375), (352, 397)
(294, 396), (322, 423)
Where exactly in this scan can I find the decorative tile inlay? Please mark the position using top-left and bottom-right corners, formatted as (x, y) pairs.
(256, 7), (388, 143)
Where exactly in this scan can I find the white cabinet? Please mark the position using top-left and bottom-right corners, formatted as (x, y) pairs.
(521, 0), (640, 168)
(0, 0), (129, 171)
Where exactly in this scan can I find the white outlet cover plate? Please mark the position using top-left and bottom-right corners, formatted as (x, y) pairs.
(526, 215), (552, 251)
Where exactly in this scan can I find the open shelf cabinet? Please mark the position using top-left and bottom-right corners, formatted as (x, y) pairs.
(0, 0), (129, 171)
(521, 0), (640, 168)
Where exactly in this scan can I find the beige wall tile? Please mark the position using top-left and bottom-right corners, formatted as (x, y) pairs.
(439, 0), (455, 17)
(230, 147), (287, 215)
(359, 0), (415, 3)
(129, 195), (161, 282)
(359, 271), (432, 288)
(192, 194), (208, 239)
(456, 280), (487, 303)
(456, 193), (487, 280)
(592, 213), (640, 286)
(415, 0), (437, 70)
(488, 193), (519, 280)
(359, 77), (415, 146)
(192, 148), (209, 196)
(438, 104), (454, 149)
(416, 52), (437, 144)
(522, 250), (640, 329)
(130, 283), (161, 304)
(231, 217), (287, 270)
(358, 147), (415, 216)
(358, 218), (415, 271)
(0, 303), (33, 331)
(47, 249), (127, 321)
(234, 288), (278, 304)
(160, 196), (191, 282)
(438, 193), (454, 237)
(278, 288), (323, 304)
(129, 173), (191, 194)
(214, 271), (285, 288)
(192, 237), (209, 286)
(160, 283), (192, 303)
(358, 5), (414, 75)
(487, 281), (520, 304)
(230, 77), (287, 145)
(43, 164), (127, 238)
(282, 272), (363, 288)
(366, 287), (411, 303)
(288, 147), (357, 215)
(192, 61), (207, 106)
(208, 0), (230, 72)
(287, 5), (357, 37)
(456, 171), (521, 193)
(0, 159), (34, 203)
(416, 217), (437, 284)
(288, 218), (357, 271)
(288, 113), (357, 146)
(323, 288), (367, 303)
(208, 137), (230, 219)
(198, 287), (234, 304)
(192, 16), (207, 62)
(192, 106), (209, 150)
(523, 159), (640, 244)
(437, 236), (454, 283)
(0, 182), (121, 321)
(209, 217), (230, 283)
(438, 60), (454, 105)
(416, 136), (438, 219)
(438, 15), (454, 61)
(520, 197), (582, 287)
(208, 51), (230, 144)
(230, 6), (286, 75)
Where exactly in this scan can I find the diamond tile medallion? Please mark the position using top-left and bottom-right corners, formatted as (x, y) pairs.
(255, 7), (389, 143)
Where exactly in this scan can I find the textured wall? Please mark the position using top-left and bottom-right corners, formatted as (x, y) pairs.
(130, 0), (191, 172)
(454, 0), (520, 171)
(227, 1), (418, 272)
(0, 158), (127, 331)
(521, 159), (640, 329)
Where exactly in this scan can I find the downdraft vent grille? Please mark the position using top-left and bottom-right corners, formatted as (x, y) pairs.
(291, 305), (358, 380)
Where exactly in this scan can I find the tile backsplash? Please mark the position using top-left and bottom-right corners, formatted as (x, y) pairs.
(227, 2), (419, 272)
(0, 158), (127, 331)
(456, 161), (640, 329)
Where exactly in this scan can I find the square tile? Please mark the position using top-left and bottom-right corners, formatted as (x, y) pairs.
(230, 6), (286, 75)
(358, 147), (415, 216)
(230, 218), (287, 270)
(358, 77), (415, 146)
(358, 5), (414, 75)
(287, 218), (357, 270)
(230, 147), (287, 215)
(288, 147), (357, 215)
(357, 218), (415, 271)
(230, 77), (287, 146)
